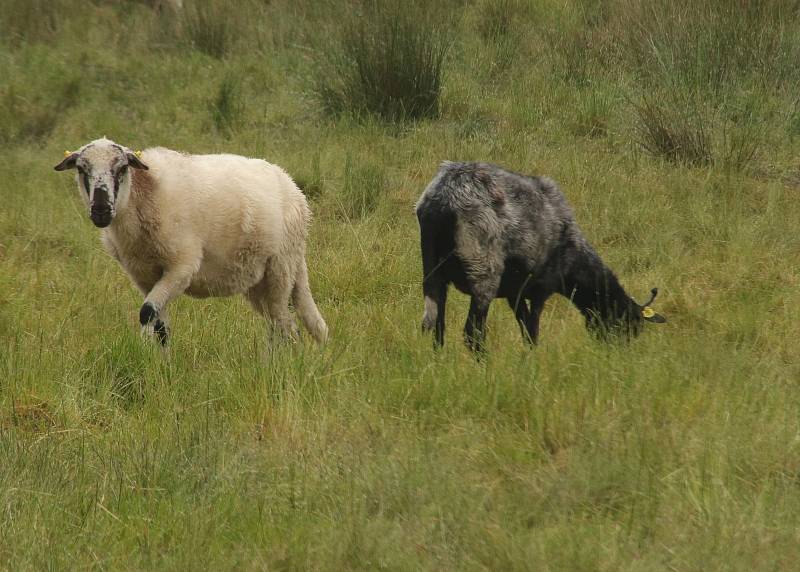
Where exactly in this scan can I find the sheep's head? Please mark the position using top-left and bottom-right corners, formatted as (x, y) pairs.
(585, 287), (666, 340)
(636, 288), (667, 325)
(54, 137), (148, 228)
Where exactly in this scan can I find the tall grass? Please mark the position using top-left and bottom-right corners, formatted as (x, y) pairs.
(183, 0), (235, 58)
(334, 155), (386, 220)
(632, 94), (765, 171)
(209, 75), (244, 135)
(315, 2), (451, 121)
(0, 0), (66, 47)
(2, 0), (800, 568)
(0, 74), (80, 146)
(633, 96), (713, 167)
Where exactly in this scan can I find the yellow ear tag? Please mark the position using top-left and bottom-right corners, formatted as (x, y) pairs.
(64, 150), (72, 157)
(135, 150), (143, 158)
(642, 306), (655, 318)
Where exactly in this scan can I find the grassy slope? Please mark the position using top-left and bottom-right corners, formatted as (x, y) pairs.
(2, 0), (800, 569)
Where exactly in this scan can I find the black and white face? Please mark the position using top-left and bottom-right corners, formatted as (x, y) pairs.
(54, 138), (148, 228)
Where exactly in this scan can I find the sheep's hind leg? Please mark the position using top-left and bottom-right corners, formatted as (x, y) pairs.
(524, 294), (547, 345)
(249, 258), (298, 345)
(506, 295), (530, 343)
(422, 277), (448, 348)
(507, 289), (546, 345)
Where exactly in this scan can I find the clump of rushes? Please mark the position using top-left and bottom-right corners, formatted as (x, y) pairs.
(315, 2), (451, 122)
(633, 96), (712, 167)
(209, 75), (244, 136)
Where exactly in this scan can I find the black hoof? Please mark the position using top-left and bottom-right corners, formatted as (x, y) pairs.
(139, 302), (157, 326)
(154, 319), (169, 346)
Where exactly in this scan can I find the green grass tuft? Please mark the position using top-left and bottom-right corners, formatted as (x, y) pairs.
(209, 75), (244, 136)
(633, 95), (713, 167)
(334, 155), (386, 220)
(183, 0), (235, 59)
(314, 2), (451, 122)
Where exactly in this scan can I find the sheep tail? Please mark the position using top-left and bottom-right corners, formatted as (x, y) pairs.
(292, 259), (328, 344)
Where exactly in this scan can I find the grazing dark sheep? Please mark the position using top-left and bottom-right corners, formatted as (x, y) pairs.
(415, 161), (666, 351)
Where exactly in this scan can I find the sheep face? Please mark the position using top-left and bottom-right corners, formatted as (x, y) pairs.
(54, 138), (148, 228)
(585, 300), (646, 340)
(586, 288), (666, 340)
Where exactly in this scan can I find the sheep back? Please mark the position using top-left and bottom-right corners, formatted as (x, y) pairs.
(105, 148), (311, 298)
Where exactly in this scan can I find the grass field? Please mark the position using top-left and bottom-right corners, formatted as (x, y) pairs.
(2, 0), (800, 569)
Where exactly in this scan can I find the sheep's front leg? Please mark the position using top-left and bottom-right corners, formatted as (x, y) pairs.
(507, 295), (530, 342)
(464, 297), (493, 353)
(508, 290), (547, 345)
(524, 294), (547, 345)
(462, 260), (501, 353)
(139, 264), (195, 344)
(464, 272), (500, 353)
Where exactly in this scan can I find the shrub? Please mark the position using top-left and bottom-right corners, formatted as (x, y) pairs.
(315, 2), (451, 122)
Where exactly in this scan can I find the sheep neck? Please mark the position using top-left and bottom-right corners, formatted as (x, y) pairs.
(559, 246), (635, 325)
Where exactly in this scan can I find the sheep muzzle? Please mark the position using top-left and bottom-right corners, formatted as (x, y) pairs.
(90, 187), (113, 227)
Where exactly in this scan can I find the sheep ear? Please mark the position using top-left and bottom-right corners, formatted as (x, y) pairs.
(126, 151), (149, 170)
(54, 152), (79, 171)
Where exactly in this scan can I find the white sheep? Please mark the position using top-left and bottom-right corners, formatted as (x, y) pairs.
(55, 138), (328, 347)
